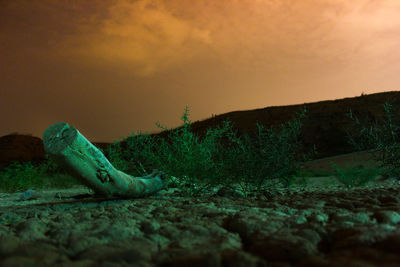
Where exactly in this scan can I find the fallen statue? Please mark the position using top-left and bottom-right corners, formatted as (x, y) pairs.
(42, 122), (166, 198)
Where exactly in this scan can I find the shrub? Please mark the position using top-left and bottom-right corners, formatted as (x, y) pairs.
(104, 104), (317, 197)
(107, 105), (243, 196)
(207, 106), (318, 196)
(0, 161), (49, 192)
(345, 99), (400, 180)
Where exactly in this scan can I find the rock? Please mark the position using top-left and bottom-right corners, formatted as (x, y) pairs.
(19, 189), (37, 201)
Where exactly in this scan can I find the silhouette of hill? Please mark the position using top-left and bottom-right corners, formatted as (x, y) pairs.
(1, 91), (400, 170)
(0, 133), (46, 170)
(106, 90), (400, 163)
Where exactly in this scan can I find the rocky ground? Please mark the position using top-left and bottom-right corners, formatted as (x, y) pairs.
(0, 176), (400, 267)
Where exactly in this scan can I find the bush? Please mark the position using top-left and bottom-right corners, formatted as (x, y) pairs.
(345, 99), (400, 180)
(104, 104), (317, 197)
(207, 106), (318, 195)
(0, 161), (49, 192)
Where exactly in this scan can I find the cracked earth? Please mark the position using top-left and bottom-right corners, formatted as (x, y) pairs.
(0, 176), (400, 267)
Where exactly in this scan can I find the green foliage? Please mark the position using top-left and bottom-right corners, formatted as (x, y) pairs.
(0, 155), (82, 193)
(106, 105), (246, 196)
(202, 106), (318, 196)
(99, 104), (318, 197)
(1, 99), (400, 195)
(0, 161), (51, 192)
(345, 100), (400, 179)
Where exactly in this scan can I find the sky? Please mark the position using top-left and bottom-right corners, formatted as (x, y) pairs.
(1, 0), (399, 143)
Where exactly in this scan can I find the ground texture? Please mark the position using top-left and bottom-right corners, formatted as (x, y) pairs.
(0, 177), (399, 267)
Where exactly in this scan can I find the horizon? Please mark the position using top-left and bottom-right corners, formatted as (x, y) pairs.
(1, 0), (399, 143)
(2, 90), (398, 143)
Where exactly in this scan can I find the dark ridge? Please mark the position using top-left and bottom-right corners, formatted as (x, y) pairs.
(1, 90), (399, 170)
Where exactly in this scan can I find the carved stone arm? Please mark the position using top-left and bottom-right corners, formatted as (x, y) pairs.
(42, 122), (166, 198)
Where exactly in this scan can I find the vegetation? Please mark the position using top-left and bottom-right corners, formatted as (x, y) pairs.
(0, 100), (399, 196)
(344, 99), (400, 180)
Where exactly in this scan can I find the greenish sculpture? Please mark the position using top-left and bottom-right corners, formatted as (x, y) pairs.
(42, 122), (166, 198)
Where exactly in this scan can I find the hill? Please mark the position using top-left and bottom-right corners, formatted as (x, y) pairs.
(1, 91), (399, 170)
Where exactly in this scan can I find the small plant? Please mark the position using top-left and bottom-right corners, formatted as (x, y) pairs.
(0, 155), (82, 193)
(0, 161), (49, 192)
(205, 106), (317, 196)
(105, 105), (248, 196)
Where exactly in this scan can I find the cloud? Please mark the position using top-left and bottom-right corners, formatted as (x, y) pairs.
(1, 0), (399, 77)
(89, 0), (212, 76)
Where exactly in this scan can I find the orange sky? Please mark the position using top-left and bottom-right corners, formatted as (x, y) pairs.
(1, 0), (399, 143)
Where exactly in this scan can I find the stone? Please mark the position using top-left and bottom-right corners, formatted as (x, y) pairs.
(42, 122), (166, 198)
